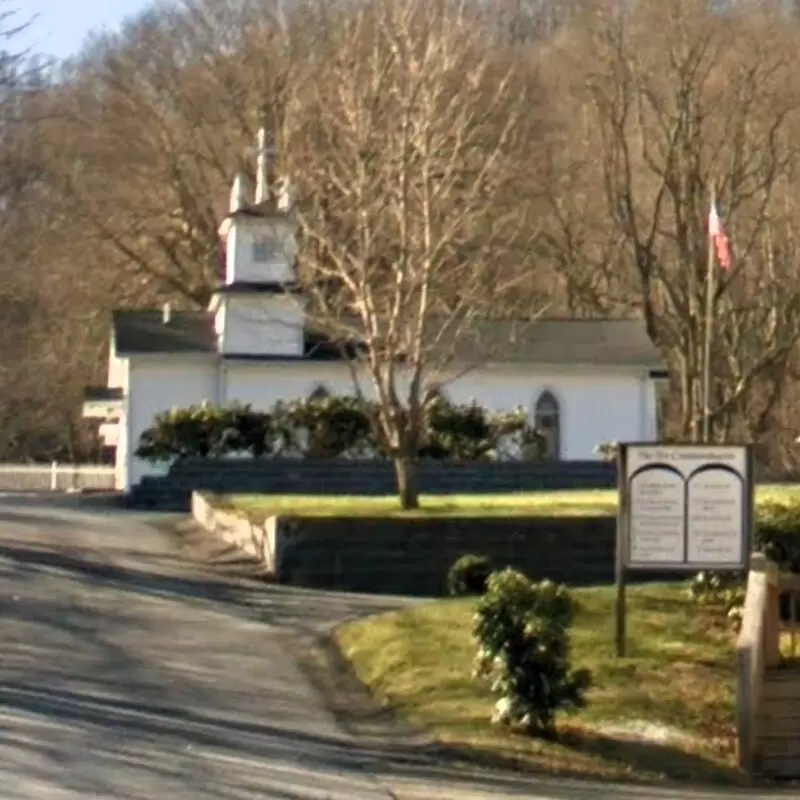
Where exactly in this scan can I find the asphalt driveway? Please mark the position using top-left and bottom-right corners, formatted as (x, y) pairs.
(0, 493), (795, 800)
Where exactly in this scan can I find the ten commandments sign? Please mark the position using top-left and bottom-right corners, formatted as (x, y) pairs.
(619, 444), (753, 571)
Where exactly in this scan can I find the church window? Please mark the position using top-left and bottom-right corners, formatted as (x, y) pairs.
(309, 384), (331, 400)
(426, 384), (450, 404)
(252, 236), (278, 262)
(534, 390), (561, 460)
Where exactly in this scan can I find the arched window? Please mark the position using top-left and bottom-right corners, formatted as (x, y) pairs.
(309, 383), (331, 400)
(534, 390), (561, 460)
(425, 384), (450, 405)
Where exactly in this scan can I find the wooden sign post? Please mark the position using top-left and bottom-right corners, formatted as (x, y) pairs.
(615, 443), (753, 658)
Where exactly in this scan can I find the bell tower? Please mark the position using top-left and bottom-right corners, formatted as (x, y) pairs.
(212, 129), (304, 358)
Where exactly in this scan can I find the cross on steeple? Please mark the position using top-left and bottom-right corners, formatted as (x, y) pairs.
(255, 127), (279, 204)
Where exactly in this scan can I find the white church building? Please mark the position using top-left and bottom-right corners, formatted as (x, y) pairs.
(83, 132), (666, 492)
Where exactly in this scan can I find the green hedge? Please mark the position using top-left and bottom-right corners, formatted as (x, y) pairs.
(135, 393), (546, 463)
(754, 501), (800, 572)
(689, 499), (800, 628)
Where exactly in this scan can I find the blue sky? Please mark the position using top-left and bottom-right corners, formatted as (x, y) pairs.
(21, 0), (156, 61)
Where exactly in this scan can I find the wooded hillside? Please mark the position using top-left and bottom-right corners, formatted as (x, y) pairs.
(5, 0), (800, 472)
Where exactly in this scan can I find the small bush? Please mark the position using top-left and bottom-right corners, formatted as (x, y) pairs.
(687, 570), (745, 630)
(686, 499), (800, 630)
(688, 570), (743, 607)
(472, 568), (591, 737)
(447, 555), (493, 596)
(593, 441), (619, 462)
(135, 402), (256, 462)
(755, 501), (800, 572)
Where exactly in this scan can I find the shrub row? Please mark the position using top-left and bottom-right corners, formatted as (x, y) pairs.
(455, 500), (800, 662)
(450, 500), (800, 739)
(685, 501), (800, 628)
(135, 391), (546, 463)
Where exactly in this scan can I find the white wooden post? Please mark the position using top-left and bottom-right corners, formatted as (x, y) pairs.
(50, 461), (58, 491)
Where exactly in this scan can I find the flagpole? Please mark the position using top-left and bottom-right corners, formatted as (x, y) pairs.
(702, 184), (716, 444)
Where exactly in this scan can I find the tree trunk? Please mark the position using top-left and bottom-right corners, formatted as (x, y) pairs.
(394, 452), (420, 510)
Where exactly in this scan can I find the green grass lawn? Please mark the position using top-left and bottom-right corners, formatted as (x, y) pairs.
(335, 584), (743, 785)
(223, 483), (800, 519)
(223, 489), (617, 518)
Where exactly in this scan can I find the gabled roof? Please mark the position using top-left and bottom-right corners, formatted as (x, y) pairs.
(224, 197), (291, 219)
(111, 309), (347, 361)
(112, 310), (216, 355)
(211, 281), (302, 295)
(110, 309), (663, 368)
(453, 318), (662, 367)
(84, 386), (124, 401)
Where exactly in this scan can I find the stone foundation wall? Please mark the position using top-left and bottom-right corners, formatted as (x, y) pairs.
(191, 492), (680, 595)
(131, 458), (617, 510)
(272, 514), (622, 595)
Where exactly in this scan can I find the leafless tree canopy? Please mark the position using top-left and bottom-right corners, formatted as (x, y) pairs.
(4, 0), (800, 476)
(276, 0), (548, 504)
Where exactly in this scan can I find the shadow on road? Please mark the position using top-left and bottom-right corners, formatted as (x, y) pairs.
(0, 540), (411, 632)
(0, 516), (781, 799)
(0, 532), (400, 798)
(0, 676), (775, 800)
(0, 510), (81, 529)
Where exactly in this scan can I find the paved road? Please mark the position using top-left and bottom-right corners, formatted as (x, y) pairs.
(0, 496), (408, 799)
(0, 494), (794, 799)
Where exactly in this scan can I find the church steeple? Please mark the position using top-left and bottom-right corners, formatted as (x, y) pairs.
(211, 125), (304, 359)
(215, 127), (297, 289)
(255, 127), (276, 204)
(229, 171), (252, 213)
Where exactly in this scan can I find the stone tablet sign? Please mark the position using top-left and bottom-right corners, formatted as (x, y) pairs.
(621, 444), (752, 571)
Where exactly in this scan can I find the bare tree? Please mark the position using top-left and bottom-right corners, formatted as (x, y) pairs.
(37, 0), (293, 307)
(283, 0), (545, 508)
(0, 0), (311, 459)
(15, 0), (800, 477)
(0, 5), (81, 459)
(540, 0), (800, 446)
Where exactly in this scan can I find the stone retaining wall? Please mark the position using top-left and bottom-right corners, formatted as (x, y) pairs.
(130, 458), (617, 510)
(190, 492), (278, 572)
(191, 491), (680, 595)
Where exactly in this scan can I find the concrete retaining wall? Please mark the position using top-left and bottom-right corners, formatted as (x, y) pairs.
(191, 492), (278, 572)
(130, 458), (618, 510)
(190, 491), (683, 594)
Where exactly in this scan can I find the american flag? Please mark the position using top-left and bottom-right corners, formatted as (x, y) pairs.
(708, 200), (732, 271)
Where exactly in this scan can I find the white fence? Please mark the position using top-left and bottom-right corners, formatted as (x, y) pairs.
(0, 462), (116, 492)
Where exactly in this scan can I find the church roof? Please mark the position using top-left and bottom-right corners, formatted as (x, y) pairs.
(84, 386), (124, 401)
(112, 310), (217, 355)
(452, 318), (662, 367)
(223, 197), (291, 220)
(111, 310), (662, 367)
(111, 309), (346, 360)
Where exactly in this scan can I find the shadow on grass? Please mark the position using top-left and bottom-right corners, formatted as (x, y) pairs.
(634, 592), (691, 614)
(298, 627), (799, 795)
(0, 511), (791, 798)
(0, 532), (415, 636)
(432, 736), (741, 787)
(555, 727), (741, 786)
(0, 680), (756, 800)
(401, 737), (791, 799)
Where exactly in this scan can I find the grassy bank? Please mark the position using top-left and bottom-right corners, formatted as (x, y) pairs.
(335, 583), (743, 785)
(225, 483), (800, 519)
(224, 489), (618, 518)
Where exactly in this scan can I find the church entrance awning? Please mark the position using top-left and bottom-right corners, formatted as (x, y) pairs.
(82, 387), (124, 419)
